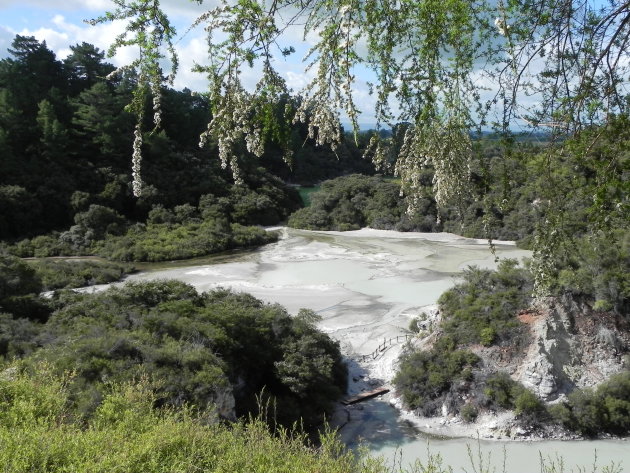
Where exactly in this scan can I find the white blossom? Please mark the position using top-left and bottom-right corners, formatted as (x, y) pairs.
(131, 124), (143, 197)
(494, 17), (510, 36)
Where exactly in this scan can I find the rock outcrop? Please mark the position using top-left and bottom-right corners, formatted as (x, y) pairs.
(515, 296), (629, 401)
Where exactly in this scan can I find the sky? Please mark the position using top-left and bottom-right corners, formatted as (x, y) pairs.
(1, 0), (241, 92)
(0, 0), (615, 130)
(0, 0), (397, 128)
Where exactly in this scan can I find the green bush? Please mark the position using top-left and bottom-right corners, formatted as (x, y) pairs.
(460, 403), (478, 423)
(27, 259), (133, 290)
(438, 259), (531, 347)
(483, 372), (546, 422)
(484, 372), (518, 409)
(288, 174), (439, 232)
(0, 252), (42, 299)
(551, 371), (630, 436)
(0, 367), (363, 473)
(8, 235), (75, 258)
(513, 389), (546, 420)
(94, 221), (278, 262)
(24, 281), (346, 428)
(0, 312), (40, 358)
(0, 252), (52, 321)
(393, 340), (479, 415)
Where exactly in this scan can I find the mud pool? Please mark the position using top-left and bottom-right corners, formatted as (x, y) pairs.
(122, 228), (629, 472)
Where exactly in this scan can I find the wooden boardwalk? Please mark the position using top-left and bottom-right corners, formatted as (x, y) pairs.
(341, 387), (390, 405)
(358, 334), (413, 363)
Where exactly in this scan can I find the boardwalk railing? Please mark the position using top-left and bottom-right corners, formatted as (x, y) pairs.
(357, 334), (413, 363)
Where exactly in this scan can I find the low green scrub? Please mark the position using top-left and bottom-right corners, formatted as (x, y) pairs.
(27, 259), (134, 290)
(393, 338), (479, 416)
(0, 252), (51, 322)
(438, 259), (532, 347)
(8, 234), (76, 258)
(21, 281), (346, 429)
(288, 174), (438, 232)
(550, 371), (630, 436)
(483, 372), (547, 421)
(0, 367), (363, 473)
(94, 221), (277, 262)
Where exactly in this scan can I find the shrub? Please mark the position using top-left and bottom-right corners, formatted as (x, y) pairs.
(27, 259), (133, 290)
(25, 282), (346, 429)
(553, 371), (630, 436)
(288, 174), (438, 232)
(483, 372), (546, 423)
(514, 389), (546, 420)
(438, 259), (531, 347)
(394, 342), (479, 415)
(460, 403), (479, 423)
(94, 221), (278, 262)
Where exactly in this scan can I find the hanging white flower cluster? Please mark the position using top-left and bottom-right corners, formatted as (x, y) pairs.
(293, 96), (342, 153)
(363, 135), (392, 173)
(151, 80), (162, 129)
(131, 124), (143, 197)
(494, 17), (510, 36)
(105, 65), (133, 81)
(199, 82), (265, 185)
(395, 121), (471, 219)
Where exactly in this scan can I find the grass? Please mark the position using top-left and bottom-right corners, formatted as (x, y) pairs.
(0, 365), (624, 473)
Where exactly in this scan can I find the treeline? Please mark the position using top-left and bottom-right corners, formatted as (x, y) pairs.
(0, 35), (375, 261)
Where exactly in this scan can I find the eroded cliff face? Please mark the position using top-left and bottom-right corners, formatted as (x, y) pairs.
(513, 296), (630, 401)
(391, 296), (628, 438)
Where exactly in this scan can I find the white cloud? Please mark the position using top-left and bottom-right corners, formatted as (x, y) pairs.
(0, 25), (14, 58)
(17, 14), (138, 66)
(170, 36), (210, 92)
(0, 0), (111, 11)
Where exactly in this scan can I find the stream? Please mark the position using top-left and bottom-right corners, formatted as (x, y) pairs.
(121, 227), (629, 472)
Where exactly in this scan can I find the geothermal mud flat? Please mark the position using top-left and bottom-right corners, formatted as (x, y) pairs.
(125, 228), (629, 472)
(128, 227), (528, 369)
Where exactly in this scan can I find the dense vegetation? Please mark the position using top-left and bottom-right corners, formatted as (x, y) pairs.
(394, 337), (480, 416)
(0, 257), (347, 429)
(0, 367), (364, 473)
(395, 258), (630, 436)
(288, 174), (438, 232)
(550, 371), (630, 436)
(0, 35), (379, 263)
(437, 259), (532, 347)
(394, 261), (536, 422)
(0, 28), (628, 466)
(25, 259), (134, 291)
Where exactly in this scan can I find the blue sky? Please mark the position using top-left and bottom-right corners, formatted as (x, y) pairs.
(2, 0), (610, 129)
(0, 0), (333, 94)
(0, 0), (387, 127)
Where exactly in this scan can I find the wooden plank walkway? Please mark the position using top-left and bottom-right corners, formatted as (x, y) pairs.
(341, 387), (390, 405)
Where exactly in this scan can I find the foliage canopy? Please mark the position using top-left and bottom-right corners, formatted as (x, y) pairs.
(94, 0), (629, 296)
(94, 0), (629, 194)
